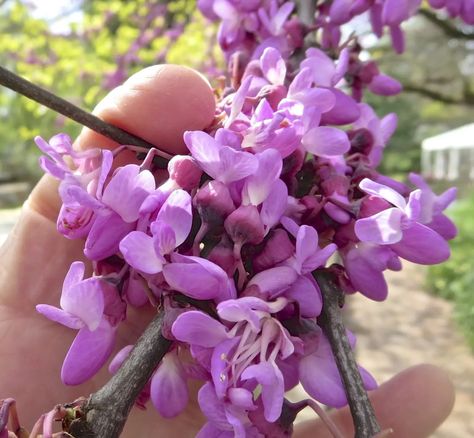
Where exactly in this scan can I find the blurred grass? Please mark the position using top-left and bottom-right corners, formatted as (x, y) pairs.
(428, 193), (474, 350)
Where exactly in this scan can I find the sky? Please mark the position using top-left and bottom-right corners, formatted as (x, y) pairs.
(28, 0), (83, 33)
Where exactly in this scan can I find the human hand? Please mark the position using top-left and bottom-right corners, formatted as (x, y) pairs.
(0, 65), (454, 437)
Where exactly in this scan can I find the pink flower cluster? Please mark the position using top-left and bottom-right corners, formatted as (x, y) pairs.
(32, 1), (459, 436)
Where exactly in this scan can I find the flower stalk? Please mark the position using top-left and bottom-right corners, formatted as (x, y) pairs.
(314, 269), (381, 437)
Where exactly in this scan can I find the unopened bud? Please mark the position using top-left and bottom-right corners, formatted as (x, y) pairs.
(348, 128), (374, 155)
(168, 155), (202, 190)
(194, 180), (235, 225)
(254, 229), (294, 271)
(208, 237), (236, 276)
(224, 205), (265, 245)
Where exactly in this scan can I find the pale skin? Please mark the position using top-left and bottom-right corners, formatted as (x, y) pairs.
(0, 65), (455, 437)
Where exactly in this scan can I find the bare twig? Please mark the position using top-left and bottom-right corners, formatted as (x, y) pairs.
(0, 66), (171, 167)
(419, 8), (474, 41)
(314, 269), (381, 438)
(402, 82), (474, 106)
(69, 312), (172, 438)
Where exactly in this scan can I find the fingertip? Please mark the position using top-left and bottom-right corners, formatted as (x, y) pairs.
(81, 64), (216, 154)
(294, 364), (455, 438)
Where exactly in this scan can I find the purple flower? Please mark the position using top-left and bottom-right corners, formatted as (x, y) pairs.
(299, 333), (377, 408)
(409, 173), (457, 240)
(343, 242), (401, 301)
(355, 178), (451, 264)
(184, 131), (258, 184)
(241, 149), (283, 206)
(119, 189), (193, 274)
(150, 350), (189, 418)
(352, 103), (398, 166)
(164, 254), (237, 302)
(82, 163), (156, 260)
(36, 262), (119, 384)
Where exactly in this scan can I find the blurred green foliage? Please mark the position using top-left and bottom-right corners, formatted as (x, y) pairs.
(428, 195), (474, 350)
(0, 0), (218, 182)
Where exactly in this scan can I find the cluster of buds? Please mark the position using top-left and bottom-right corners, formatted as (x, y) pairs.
(29, 1), (462, 436)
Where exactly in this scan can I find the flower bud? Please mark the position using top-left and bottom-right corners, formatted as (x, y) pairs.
(194, 180), (235, 225)
(224, 205), (265, 245)
(348, 128), (374, 155)
(167, 155), (202, 190)
(208, 237), (236, 276)
(254, 229), (294, 271)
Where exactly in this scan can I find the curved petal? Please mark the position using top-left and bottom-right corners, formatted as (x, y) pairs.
(61, 320), (116, 385)
(120, 231), (163, 274)
(156, 189), (193, 247)
(248, 266), (298, 297)
(359, 178), (406, 209)
(163, 257), (234, 302)
(241, 361), (284, 422)
(285, 275), (323, 317)
(62, 261), (85, 292)
(150, 351), (189, 418)
(218, 147), (259, 184)
(344, 248), (389, 301)
(260, 179), (288, 231)
(355, 208), (404, 245)
(85, 212), (134, 260)
(36, 305), (84, 330)
(299, 350), (347, 408)
(242, 149), (282, 206)
(172, 311), (228, 347)
(302, 127), (350, 157)
(61, 278), (105, 331)
(390, 223), (450, 264)
(261, 47), (286, 86)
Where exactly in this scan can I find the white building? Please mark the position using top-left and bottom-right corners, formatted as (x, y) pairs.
(422, 123), (474, 181)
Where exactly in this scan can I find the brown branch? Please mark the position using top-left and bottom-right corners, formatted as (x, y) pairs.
(419, 9), (474, 41)
(314, 269), (381, 438)
(69, 312), (172, 438)
(402, 82), (474, 105)
(0, 65), (171, 167)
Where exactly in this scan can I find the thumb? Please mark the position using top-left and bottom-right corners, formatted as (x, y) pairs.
(28, 64), (215, 221)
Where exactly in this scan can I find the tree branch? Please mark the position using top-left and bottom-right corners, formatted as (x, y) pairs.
(419, 9), (474, 41)
(69, 312), (172, 438)
(314, 270), (381, 438)
(402, 82), (474, 105)
(0, 66), (171, 167)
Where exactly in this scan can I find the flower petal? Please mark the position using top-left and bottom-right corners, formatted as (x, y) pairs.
(164, 256), (235, 302)
(260, 179), (288, 231)
(355, 208), (404, 245)
(120, 231), (164, 274)
(156, 189), (193, 247)
(302, 127), (350, 157)
(172, 311), (229, 347)
(61, 320), (116, 385)
(261, 47), (286, 86)
(36, 305), (84, 330)
(242, 149), (282, 206)
(63, 261), (85, 292)
(61, 278), (106, 331)
(390, 223), (450, 264)
(150, 351), (189, 418)
(241, 361), (284, 422)
(359, 178), (406, 209)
